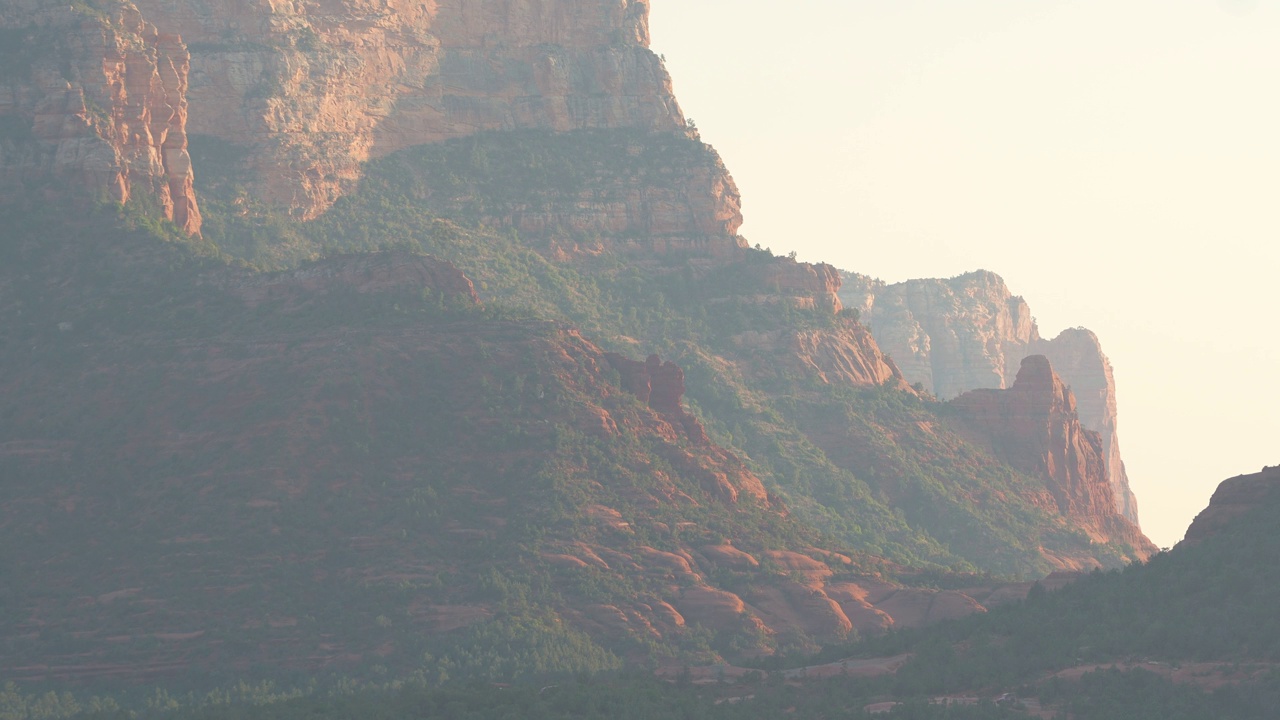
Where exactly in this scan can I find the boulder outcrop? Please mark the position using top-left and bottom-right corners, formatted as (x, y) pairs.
(606, 352), (697, 424)
(0, 0), (201, 233)
(947, 356), (1155, 558)
(840, 270), (1140, 524)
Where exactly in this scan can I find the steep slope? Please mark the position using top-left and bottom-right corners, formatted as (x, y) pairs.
(840, 270), (1140, 524)
(131, 0), (684, 218)
(841, 464), (1280, 696)
(0, 0), (1161, 689)
(946, 356), (1155, 560)
(0, 0), (200, 233)
(0, 215), (1044, 684)
(286, 128), (1152, 576)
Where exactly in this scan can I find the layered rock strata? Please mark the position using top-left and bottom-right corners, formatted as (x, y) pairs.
(0, 0), (200, 233)
(947, 356), (1155, 558)
(129, 0), (686, 219)
(3, 0), (703, 232)
(840, 270), (1140, 524)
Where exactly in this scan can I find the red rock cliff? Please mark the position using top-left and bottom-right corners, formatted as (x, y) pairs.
(0, 0), (200, 234)
(126, 0), (686, 219)
(947, 355), (1155, 558)
(840, 270), (1141, 525)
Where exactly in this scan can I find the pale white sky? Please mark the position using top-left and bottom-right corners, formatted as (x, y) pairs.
(650, 0), (1279, 548)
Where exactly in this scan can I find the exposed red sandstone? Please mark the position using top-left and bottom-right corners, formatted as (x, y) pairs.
(840, 270), (1141, 525)
(700, 544), (760, 569)
(746, 581), (853, 639)
(757, 259), (844, 314)
(606, 352), (703, 438)
(1038, 329), (1140, 524)
(124, 0), (687, 219)
(3, 0), (744, 249)
(947, 356), (1156, 558)
(0, 1), (201, 233)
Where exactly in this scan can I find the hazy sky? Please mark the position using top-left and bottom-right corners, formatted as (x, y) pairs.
(650, 0), (1279, 548)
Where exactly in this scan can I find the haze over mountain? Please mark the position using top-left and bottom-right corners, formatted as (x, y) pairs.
(0, 0), (1274, 717)
(651, 0), (1280, 548)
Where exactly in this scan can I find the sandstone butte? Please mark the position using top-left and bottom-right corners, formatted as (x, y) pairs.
(947, 355), (1156, 562)
(1, 0), (731, 239)
(840, 270), (1141, 525)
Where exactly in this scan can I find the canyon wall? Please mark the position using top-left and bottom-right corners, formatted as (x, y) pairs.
(840, 270), (1140, 524)
(0, 0), (200, 233)
(2, 0), (728, 244)
(129, 0), (684, 219)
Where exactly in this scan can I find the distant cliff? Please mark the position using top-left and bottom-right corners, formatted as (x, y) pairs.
(840, 270), (1140, 525)
(1, 0), (742, 250)
(948, 356), (1155, 563)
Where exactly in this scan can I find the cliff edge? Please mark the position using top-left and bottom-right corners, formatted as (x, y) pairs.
(840, 270), (1141, 525)
(948, 355), (1156, 562)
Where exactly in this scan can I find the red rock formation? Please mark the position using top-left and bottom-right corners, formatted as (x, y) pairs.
(645, 354), (686, 416)
(757, 258), (844, 314)
(1037, 328), (1140, 524)
(604, 351), (770, 505)
(948, 356), (1156, 558)
(840, 270), (1141, 525)
(605, 353), (702, 438)
(1181, 466), (1280, 545)
(5, 0), (743, 249)
(120, 0), (689, 220)
(0, 1), (201, 233)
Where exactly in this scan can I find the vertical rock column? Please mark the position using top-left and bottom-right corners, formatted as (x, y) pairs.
(0, 1), (202, 234)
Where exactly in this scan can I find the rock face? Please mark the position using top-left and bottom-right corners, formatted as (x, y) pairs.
(711, 256), (899, 387)
(1036, 328), (1139, 525)
(3, 0), (738, 247)
(757, 258), (844, 314)
(1181, 466), (1280, 545)
(947, 356), (1155, 558)
(128, 0), (685, 219)
(0, 0), (754, 260)
(0, 0), (201, 234)
(840, 270), (1140, 525)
